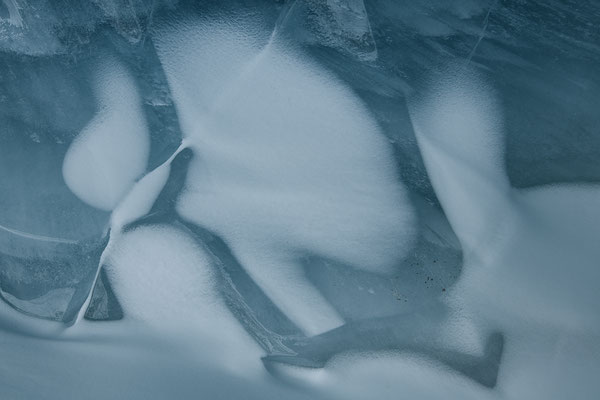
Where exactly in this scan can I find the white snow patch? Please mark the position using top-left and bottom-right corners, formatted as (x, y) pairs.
(154, 20), (416, 335)
(409, 66), (600, 399)
(104, 224), (264, 376)
(63, 57), (150, 211)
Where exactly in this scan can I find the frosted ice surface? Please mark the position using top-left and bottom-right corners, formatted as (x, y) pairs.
(291, 0), (379, 61)
(2, 1), (600, 399)
(0, 0), (63, 55)
(0, 0), (23, 28)
(0, 54), (110, 322)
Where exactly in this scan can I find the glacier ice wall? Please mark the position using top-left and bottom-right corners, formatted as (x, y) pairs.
(1, 1), (600, 399)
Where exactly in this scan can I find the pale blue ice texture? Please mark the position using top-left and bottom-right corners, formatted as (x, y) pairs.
(1, 0), (599, 399)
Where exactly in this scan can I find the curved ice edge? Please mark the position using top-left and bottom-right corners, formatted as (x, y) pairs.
(263, 331), (504, 388)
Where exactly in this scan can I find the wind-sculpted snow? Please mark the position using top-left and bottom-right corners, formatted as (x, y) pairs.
(410, 67), (600, 330)
(1, 1), (600, 399)
(63, 57), (150, 211)
(154, 20), (416, 335)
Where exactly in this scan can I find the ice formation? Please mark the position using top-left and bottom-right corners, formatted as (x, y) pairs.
(408, 66), (600, 397)
(1, 1), (600, 399)
(409, 66), (600, 329)
(155, 20), (416, 335)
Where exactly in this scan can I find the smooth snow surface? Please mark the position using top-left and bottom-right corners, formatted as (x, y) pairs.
(409, 68), (509, 255)
(1, 0), (23, 27)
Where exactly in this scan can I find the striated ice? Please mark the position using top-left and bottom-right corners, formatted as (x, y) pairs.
(409, 65), (600, 330)
(295, 0), (379, 61)
(0, 0), (63, 55)
(0, 56), (109, 320)
(0, 0), (176, 56)
(0, 0), (23, 28)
